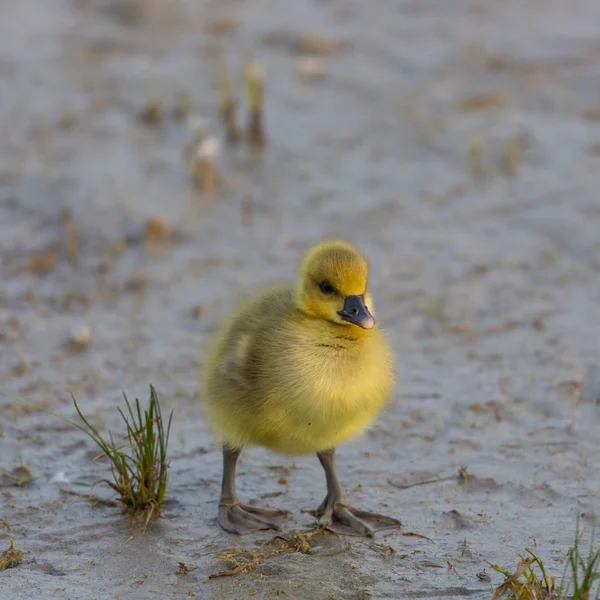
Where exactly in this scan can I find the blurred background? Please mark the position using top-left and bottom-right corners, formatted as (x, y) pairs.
(1, 0), (600, 598)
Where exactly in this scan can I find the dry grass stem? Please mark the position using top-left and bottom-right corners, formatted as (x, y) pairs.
(59, 488), (120, 507)
(217, 58), (240, 144)
(139, 99), (164, 126)
(245, 58), (266, 149)
(0, 538), (23, 571)
(62, 207), (79, 266)
(468, 132), (484, 179)
(191, 136), (219, 193)
(171, 92), (191, 121)
(500, 133), (530, 177)
(487, 520), (599, 599)
(0, 465), (34, 487)
(206, 528), (333, 581)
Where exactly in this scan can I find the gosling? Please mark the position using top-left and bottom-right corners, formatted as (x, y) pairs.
(202, 241), (401, 537)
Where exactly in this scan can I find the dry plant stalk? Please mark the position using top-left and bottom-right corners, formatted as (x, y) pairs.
(0, 538), (23, 571)
(217, 58), (240, 144)
(145, 216), (169, 253)
(146, 216), (169, 239)
(27, 244), (60, 275)
(487, 520), (600, 600)
(191, 136), (219, 194)
(59, 488), (120, 507)
(459, 91), (507, 112)
(194, 160), (215, 193)
(206, 528), (333, 581)
(488, 558), (539, 600)
(176, 561), (190, 575)
(63, 207), (79, 267)
(207, 546), (276, 580)
(139, 99), (164, 126)
(171, 92), (191, 121)
(468, 132), (484, 179)
(500, 133), (530, 178)
(245, 58), (266, 149)
(0, 465), (34, 487)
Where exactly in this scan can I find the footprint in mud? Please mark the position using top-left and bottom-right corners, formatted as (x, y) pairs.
(403, 587), (484, 598)
(458, 473), (500, 493)
(37, 562), (66, 577)
(442, 509), (476, 530)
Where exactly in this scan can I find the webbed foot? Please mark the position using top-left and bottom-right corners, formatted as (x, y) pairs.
(218, 501), (290, 535)
(309, 496), (402, 537)
(313, 448), (402, 537)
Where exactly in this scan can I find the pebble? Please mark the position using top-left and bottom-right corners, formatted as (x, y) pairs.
(298, 57), (328, 81)
(68, 325), (92, 351)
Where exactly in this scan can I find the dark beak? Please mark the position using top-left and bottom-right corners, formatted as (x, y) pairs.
(338, 295), (375, 329)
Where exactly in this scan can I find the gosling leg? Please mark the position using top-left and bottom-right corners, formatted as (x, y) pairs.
(311, 448), (402, 537)
(217, 446), (289, 535)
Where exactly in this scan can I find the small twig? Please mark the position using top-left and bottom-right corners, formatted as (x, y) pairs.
(389, 466), (469, 490)
(59, 488), (119, 507)
(403, 532), (435, 543)
(388, 475), (453, 490)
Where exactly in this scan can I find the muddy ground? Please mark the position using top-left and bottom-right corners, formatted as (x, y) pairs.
(1, 0), (600, 598)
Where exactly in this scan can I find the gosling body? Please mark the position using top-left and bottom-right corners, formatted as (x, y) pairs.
(204, 285), (394, 455)
(202, 241), (401, 536)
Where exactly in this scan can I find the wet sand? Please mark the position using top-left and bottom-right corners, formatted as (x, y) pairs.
(1, 0), (600, 598)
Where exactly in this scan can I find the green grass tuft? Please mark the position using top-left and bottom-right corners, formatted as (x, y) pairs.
(560, 516), (600, 600)
(71, 384), (173, 524)
(487, 516), (599, 600)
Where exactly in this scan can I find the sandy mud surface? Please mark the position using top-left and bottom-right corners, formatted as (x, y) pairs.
(1, 0), (600, 598)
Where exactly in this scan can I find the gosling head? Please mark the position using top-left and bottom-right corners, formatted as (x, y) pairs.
(296, 240), (376, 330)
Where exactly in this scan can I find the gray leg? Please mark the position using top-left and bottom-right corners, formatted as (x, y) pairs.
(311, 448), (402, 537)
(217, 446), (289, 535)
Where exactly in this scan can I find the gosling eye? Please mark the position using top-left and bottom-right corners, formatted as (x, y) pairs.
(319, 280), (335, 295)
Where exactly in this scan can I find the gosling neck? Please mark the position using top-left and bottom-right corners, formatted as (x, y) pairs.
(332, 321), (374, 340)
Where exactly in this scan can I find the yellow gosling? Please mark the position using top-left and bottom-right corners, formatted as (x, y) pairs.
(202, 241), (400, 536)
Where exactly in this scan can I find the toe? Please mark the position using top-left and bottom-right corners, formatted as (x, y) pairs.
(316, 504), (335, 528)
(217, 504), (281, 535)
(218, 506), (260, 535)
(333, 504), (374, 537)
(231, 505), (282, 532)
(308, 498), (398, 537)
(348, 508), (402, 530)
